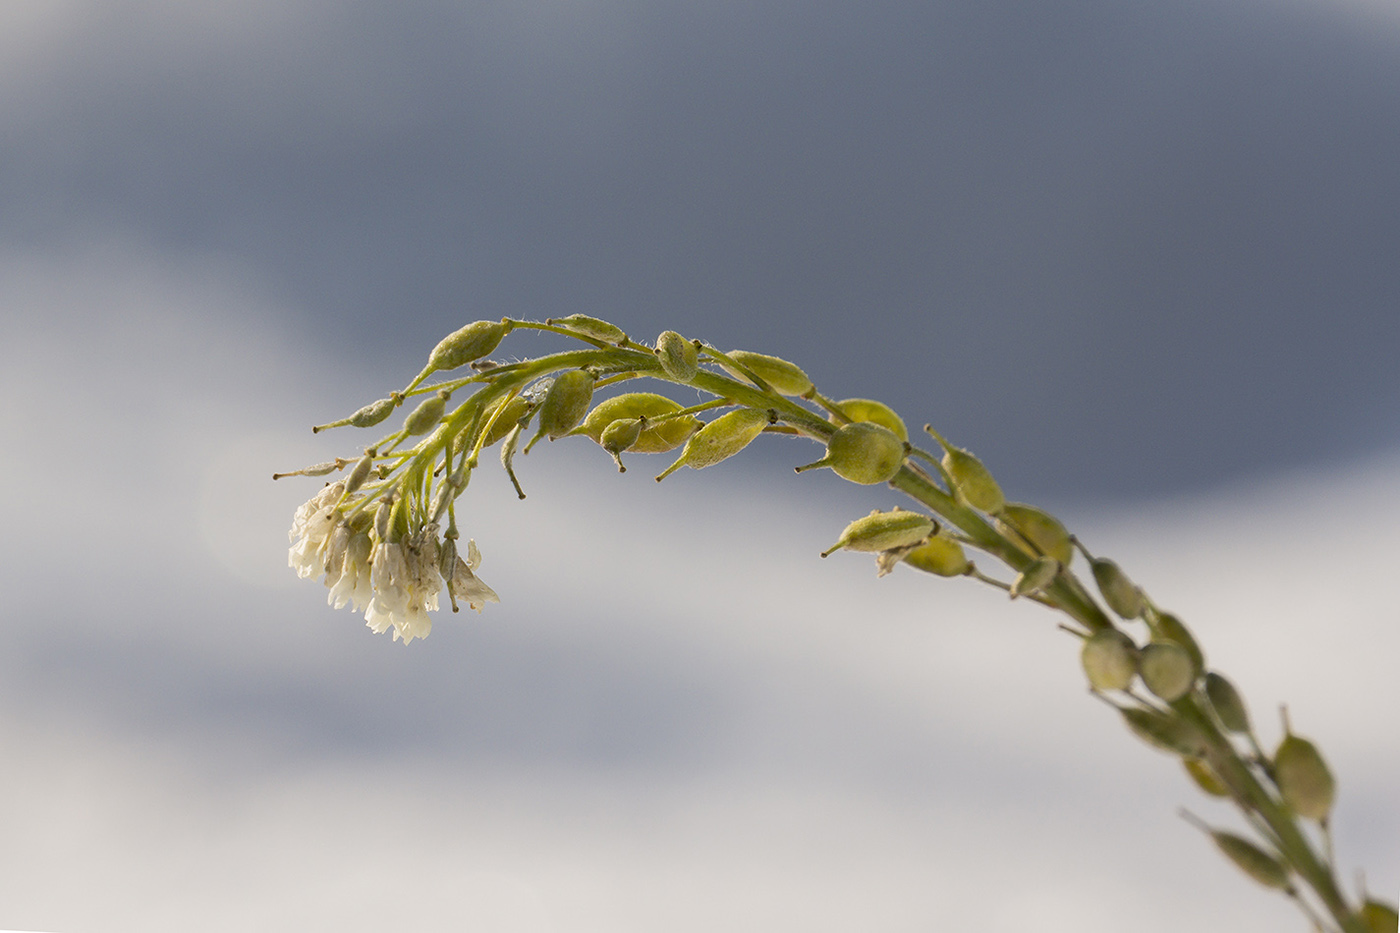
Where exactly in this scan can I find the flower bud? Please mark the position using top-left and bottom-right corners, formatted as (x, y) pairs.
(943, 446), (1004, 514)
(1147, 610), (1204, 677)
(525, 370), (596, 453)
(901, 536), (970, 577)
(1183, 758), (1230, 798)
(721, 350), (814, 396)
(795, 422), (907, 485)
(1009, 556), (1059, 599)
(1120, 706), (1206, 758)
(403, 390), (450, 436)
(547, 314), (627, 344)
(1274, 730), (1336, 821)
(1081, 628), (1138, 691)
(600, 416), (645, 472)
(656, 331), (699, 381)
(997, 503), (1072, 565)
(1204, 672), (1251, 734)
(1092, 557), (1143, 619)
(821, 509), (934, 558)
(1359, 900), (1399, 933)
(576, 393), (701, 453)
(656, 408), (772, 481)
(828, 398), (908, 441)
(1209, 831), (1291, 891)
(429, 321), (510, 372)
(481, 395), (534, 447)
(344, 451), (376, 495)
(1140, 641), (1196, 702)
(374, 496), (394, 542)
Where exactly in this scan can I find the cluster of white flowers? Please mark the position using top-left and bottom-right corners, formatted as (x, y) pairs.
(288, 484), (498, 645)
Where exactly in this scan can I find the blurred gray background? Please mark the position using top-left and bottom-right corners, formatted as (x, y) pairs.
(1, 1), (1396, 930)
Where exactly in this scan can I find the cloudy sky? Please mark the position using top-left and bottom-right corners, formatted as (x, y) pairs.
(1, 1), (1397, 930)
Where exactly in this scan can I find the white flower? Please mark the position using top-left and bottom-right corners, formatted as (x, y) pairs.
(363, 526), (445, 644)
(447, 538), (499, 613)
(326, 529), (374, 612)
(288, 482), (346, 579)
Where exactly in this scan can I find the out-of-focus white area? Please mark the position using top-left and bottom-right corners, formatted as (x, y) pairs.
(0, 243), (1394, 931)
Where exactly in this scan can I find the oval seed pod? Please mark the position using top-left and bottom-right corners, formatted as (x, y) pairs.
(821, 509), (934, 558)
(1081, 629), (1139, 691)
(655, 331), (699, 381)
(1140, 642), (1196, 702)
(1120, 707), (1205, 758)
(656, 407), (771, 481)
(1092, 557), (1143, 619)
(1148, 611), (1204, 677)
(546, 314), (627, 344)
(429, 321), (510, 373)
(1359, 900), (1399, 933)
(795, 422), (907, 485)
(1274, 732), (1336, 821)
(600, 416), (645, 472)
(943, 446), (1005, 514)
(997, 503), (1073, 565)
(722, 350), (814, 396)
(1183, 758), (1230, 798)
(576, 393), (701, 453)
(402, 391), (450, 436)
(829, 398), (908, 442)
(531, 370), (595, 448)
(902, 536), (970, 577)
(1204, 672), (1251, 734)
(481, 395), (534, 448)
(1211, 831), (1291, 891)
(1010, 556), (1059, 599)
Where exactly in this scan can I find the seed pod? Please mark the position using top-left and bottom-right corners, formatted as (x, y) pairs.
(525, 369), (596, 452)
(821, 509), (934, 558)
(722, 350), (814, 396)
(829, 398), (908, 442)
(1140, 641), (1196, 702)
(342, 452), (376, 496)
(403, 390), (450, 436)
(546, 314), (627, 344)
(1147, 611), (1204, 676)
(901, 536), (970, 577)
(1092, 557), (1143, 619)
(997, 503), (1072, 565)
(575, 393), (701, 453)
(1082, 629), (1139, 691)
(1120, 707), (1205, 758)
(1183, 758), (1230, 798)
(600, 416), (645, 472)
(1204, 672), (1251, 734)
(1210, 831), (1291, 890)
(656, 407), (772, 481)
(1359, 900), (1399, 933)
(943, 446), (1005, 514)
(655, 331), (699, 381)
(480, 395), (534, 448)
(1274, 731), (1336, 821)
(795, 422), (907, 485)
(429, 321), (510, 372)
(1010, 556), (1059, 599)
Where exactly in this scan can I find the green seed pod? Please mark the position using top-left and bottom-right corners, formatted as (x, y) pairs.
(1081, 629), (1139, 692)
(1009, 556), (1059, 599)
(1210, 831), (1291, 890)
(997, 503), (1073, 565)
(1140, 641), (1196, 702)
(546, 314), (627, 344)
(1274, 732), (1336, 821)
(525, 370), (596, 452)
(829, 398), (908, 442)
(821, 509), (934, 558)
(1147, 611), (1204, 677)
(656, 408), (771, 481)
(1359, 900), (1399, 933)
(1204, 672), (1251, 734)
(655, 331), (699, 381)
(943, 446), (1005, 514)
(600, 416), (645, 472)
(403, 390), (450, 436)
(901, 536), (970, 577)
(722, 350), (814, 396)
(795, 422), (907, 485)
(1183, 758), (1230, 798)
(576, 393), (701, 453)
(428, 321), (510, 373)
(1092, 557), (1143, 619)
(1120, 707), (1205, 758)
(343, 451), (376, 496)
(481, 395), (534, 448)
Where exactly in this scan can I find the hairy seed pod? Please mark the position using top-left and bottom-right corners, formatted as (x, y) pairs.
(429, 321), (510, 372)
(1204, 672), (1251, 734)
(1140, 642), (1196, 702)
(829, 398), (908, 442)
(1010, 556), (1059, 599)
(533, 370), (595, 442)
(1183, 758), (1230, 798)
(1148, 611), (1204, 676)
(997, 503), (1073, 565)
(901, 536), (970, 577)
(795, 422), (907, 485)
(722, 350), (814, 396)
(403, 391), (450, 436)
(1120, 707), (1205, 758)
(821, 509), (934, 558)
(943, 446), (1005, 514)
(343, 452), (375, 496)
(1274, 732), (1336, 821)
(547, 314), (627, 344)
(1081, 629), (1139, 691)
(349, 396), (399, 428)
(1359, 900), (1399, 933)
(576, 393), (701, 453)
(656, 408), (771, 481)
(656, 331), (699, 381)
(481, 395), (534, 448)
(1210, 831), (1291, 890)
(1092, 557), (1143, 619)
(600, 417), (645, 472)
